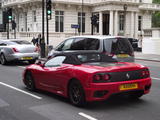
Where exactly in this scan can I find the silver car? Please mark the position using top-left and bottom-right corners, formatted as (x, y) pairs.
(48, 36), (134, 62)
(0, 39), (39, 65)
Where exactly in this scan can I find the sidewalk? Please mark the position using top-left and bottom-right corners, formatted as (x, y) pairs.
(135, 52), (160, 62)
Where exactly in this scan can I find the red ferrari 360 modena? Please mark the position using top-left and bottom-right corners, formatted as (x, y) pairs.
(23, 52), (151, 106)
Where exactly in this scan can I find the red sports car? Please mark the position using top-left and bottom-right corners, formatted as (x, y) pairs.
(23, 52), (151, 106)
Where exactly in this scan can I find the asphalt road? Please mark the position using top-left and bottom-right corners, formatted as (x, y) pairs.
(0, 60), (160, 120)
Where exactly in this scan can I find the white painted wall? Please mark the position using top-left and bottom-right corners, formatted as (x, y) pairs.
(143, 38), (160, 55)
(152, 29), (160, 38)
(126, 12), (132, 37)
(142, 0), (152, 3)
(142, 13), (152, 29)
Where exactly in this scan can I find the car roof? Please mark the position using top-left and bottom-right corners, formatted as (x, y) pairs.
(67, 35), (126, 40)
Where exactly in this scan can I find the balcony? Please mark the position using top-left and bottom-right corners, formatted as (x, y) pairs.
(2, 0), (33, 7)
(2, 0), (140, 7)
(139, 3), (160, 11)
(4, 0), (160, 8)
(53, 0), (140, 4)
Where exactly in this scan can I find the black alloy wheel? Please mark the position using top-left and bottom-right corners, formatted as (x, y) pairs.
(0, 54), (7, 65)
(25, 71), (36, 91)
(69, 80), (86, 107)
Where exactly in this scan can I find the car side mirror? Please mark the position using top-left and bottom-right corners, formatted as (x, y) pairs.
(36, 60), (44, 67)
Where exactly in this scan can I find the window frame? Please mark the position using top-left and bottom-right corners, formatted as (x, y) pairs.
(78, 12), (86, 33)
(56, 38), (75, 51)
(138, 16), (142, 31)
(119, 14), (124, 32)
(32, 10), (37, 22)
(55, 11), (64, 32)
(44, 56), (66, 67)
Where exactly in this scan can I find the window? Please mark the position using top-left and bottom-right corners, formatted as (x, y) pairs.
(57, 38), (74, 51)
(71, 38), (85, 50)
(138, 16), (142, 31)
(71, 38), (100, 50)
(0, 43), (7, 46)
(45, 56), (66, 67)
(55, 11), (64, 32)
(93, 14), (99, 33)
(32, 11), (36, 22)
(97, 14), (99, 33)
(109, 38), (133, 54)
(78, 12), (85, 33)
(119, 14), (124, 31)
(77, 54), (101, 63)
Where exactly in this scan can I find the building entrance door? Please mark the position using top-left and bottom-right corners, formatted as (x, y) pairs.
(103, 14), (109, 35)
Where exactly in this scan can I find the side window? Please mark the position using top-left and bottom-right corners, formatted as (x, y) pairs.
(45, 56), (66, 67)
(71, 38), (86, 50)
(0, 43), (7, 46)
(84, 38), (99, 50)
(57, 38), (74, 51)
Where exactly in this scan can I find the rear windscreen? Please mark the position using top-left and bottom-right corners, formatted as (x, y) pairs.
(76, 53), (117, 63)
(106, 38), (133, 54)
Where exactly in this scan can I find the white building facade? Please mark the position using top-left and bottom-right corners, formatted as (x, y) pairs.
(1, 0), (160, 46)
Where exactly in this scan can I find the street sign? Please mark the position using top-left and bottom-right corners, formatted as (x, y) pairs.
(71, 24), (79, 29)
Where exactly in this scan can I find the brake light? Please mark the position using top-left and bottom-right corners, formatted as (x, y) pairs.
(103, 74), (110, 80)
(12, 48), (19, 53)
(141, 69), (150, 78)
(93, 73), (110, 83)
(94, 74), (101, 81)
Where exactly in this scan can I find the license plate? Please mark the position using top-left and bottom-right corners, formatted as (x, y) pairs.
(120, 83), (138, 91)
(117, 54), (129, 58)
(21, 57), (33, 60)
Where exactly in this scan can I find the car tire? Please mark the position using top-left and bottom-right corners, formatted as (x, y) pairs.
(68, 80), (86, 107)
(25, 71), (36, 91)
(28, 60), (36, 64)
(0, 54), (7, 65)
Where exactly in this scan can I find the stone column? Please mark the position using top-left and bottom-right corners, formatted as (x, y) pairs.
(130, 11), (134, 38)
(134, 12), (138, 38)
(109, 10), (113, 35)
(99, 12), (103, 35)
(114, 10), (118, 36)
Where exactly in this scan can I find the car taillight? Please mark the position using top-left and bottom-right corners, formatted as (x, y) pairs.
(12, 48), (19, 53)
(93, 73), (110, 83)
(141, 69), (150, 78)
(34, 47), (39, 52)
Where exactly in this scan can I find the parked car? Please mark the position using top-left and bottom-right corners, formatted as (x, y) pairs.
(48, 36), (135, 62)
(0, 39), (39, 65)
(23, 52), (151, 106)
(127, 38), (139, 51)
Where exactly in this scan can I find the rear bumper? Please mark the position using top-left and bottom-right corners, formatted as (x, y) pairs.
(6, 53), (39, 61)
(84, 78), (151, 102)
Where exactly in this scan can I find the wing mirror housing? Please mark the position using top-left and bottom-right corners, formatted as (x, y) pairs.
(36, 60), (45, 67)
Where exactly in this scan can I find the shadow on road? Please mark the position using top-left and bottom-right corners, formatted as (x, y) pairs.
(4, 61), (30, 66)
(26, 87), (149, 110)
(84, 96), (148, 110)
